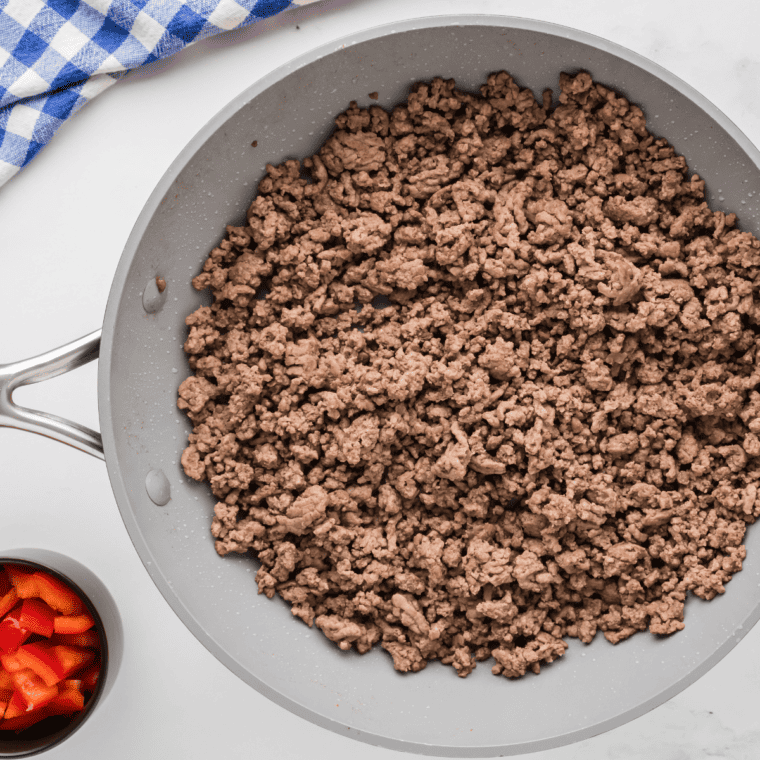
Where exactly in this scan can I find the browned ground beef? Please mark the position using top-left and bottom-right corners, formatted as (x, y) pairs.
(178, 71), (760, 678)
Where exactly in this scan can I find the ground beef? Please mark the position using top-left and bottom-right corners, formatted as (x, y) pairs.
(178, 71), (760, 679)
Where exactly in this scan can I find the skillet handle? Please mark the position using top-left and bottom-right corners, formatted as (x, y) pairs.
(0, 331), (104, 460)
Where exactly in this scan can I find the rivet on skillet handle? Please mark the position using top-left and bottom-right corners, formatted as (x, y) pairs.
(0, 330), (104, 459)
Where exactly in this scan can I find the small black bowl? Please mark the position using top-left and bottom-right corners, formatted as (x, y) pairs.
(0, 557), (111, 757)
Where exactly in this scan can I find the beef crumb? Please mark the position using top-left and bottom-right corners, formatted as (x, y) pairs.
(179, 71), (760, 679)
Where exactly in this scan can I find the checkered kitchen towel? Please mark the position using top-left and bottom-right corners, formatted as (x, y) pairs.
(0, 0), (320, 188)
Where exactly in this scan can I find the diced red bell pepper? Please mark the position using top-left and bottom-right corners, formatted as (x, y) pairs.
(79, 663), (100, 693)
(0, 569), (99, 732)
(51, 645), (95, 680)
(0, 589), (17, 619)
(53, 613), (94, 635)
(3, 690), (29, 720)
(15, 643), (66, 687)
(51, 630), (100, 648)
(11, 669), (58, 712)
(0, 604), (31, 653)
(3, 566), (39, 600)
(46, 687), (84, 715)
(31, 573), (85, 616)
(19, 599), (57, 638)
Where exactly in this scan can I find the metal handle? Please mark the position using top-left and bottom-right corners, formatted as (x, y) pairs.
(0, 331), (104, 459)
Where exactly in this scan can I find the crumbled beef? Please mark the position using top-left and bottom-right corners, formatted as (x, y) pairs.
(179, 71), (760, 679)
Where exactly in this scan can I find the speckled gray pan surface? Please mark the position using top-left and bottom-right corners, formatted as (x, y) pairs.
(98, 16), (760, 757)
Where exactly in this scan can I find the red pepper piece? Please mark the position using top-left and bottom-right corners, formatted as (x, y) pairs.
(51, 645), (94, 680)
(2, 690), (28, 720)
(0, 687), (12, 715)
(60, 678), (82, 691)
(11, 669), (58, 712)
(0, 652), (22, 673)
(0, 689), (53, 732)
(0, 589), (17, 620)
(50, 630), (100, 648)
(79, 663), (100, 693)
(0, 668), (13, 691)
(3, 566), (39, 600)
(46, 687), (84, 715)
(15, 643), (66, 687)
(0, 604), (31, 654)
(31, 573), (85, 616)
(0, 687), (11, 720)
(19, 599), (56, 638)
(53, 613), (94, 635)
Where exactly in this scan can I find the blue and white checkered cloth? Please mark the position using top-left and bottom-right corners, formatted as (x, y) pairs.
(0, 0), (320, 187)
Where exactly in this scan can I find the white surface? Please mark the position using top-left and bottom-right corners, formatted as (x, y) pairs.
(1, 0), (760, 757)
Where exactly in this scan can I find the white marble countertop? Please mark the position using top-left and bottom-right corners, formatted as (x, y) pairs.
(2, 0), (760, 757)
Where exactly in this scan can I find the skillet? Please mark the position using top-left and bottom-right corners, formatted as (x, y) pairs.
(2, 15), (760, 757)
